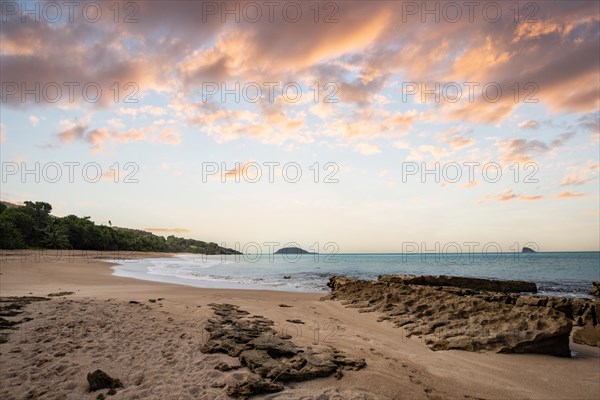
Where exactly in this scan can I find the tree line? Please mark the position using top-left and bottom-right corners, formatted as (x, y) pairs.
(0, 201), (239, 254)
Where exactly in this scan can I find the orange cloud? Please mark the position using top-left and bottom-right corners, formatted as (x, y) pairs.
(561, 162), (599, 186)
(556, 191), (588, 199)
(479, 190), (544, 204)
(520, 194), (544, 201)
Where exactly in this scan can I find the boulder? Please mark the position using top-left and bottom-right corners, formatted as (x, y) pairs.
(87, 370), (123, 392)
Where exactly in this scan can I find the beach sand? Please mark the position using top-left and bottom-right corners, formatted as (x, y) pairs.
(1, 251), (599, 399)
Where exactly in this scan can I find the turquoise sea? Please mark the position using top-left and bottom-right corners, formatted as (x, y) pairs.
(111, 252), (600, 298)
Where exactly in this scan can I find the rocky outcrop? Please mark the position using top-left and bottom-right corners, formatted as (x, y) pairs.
(327, 276), (572, 357)
(573, 326), (600, 347)
(591, 282), (600, 298)
(201, 303), (366, 397)
(522, 247), (536, 253)
(378, 274), (537, 293)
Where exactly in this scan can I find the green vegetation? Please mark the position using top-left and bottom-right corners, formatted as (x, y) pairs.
(0, 201), (239, 254)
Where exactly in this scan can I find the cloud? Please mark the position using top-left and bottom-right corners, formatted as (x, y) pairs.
(418, 145), (449, 158)
(437, 128), (475, 149)
(518, 120), (539, 130)
(28, 115), (41, 127)
(496, 132), (576, 163)
(520, 194), (544, 201)
(2, 0), (598, 155)
(577, 113), (600, 142)
(57, 123), (87, 144)
(463, 181), (479, 189)
(498, 190), (518, 202)
(479, 189), (544, 204)
(354, 143), (381, 155)
(393, 140), (410, 150)
(55, 122), (180, 152)
(157, 128), (181, 145)
(561, 162), (599, 186)
(556, 191), (588, 199)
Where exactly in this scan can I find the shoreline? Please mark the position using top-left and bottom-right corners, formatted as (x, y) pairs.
(1, 251), (599, 399)
(101, 251), (599, 298)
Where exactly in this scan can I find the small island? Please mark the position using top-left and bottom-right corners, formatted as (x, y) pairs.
(522, 247), (537, 253)
(274, 247), (315, 255)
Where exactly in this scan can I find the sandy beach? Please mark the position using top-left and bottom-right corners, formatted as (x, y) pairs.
(1, 251), (599, 400)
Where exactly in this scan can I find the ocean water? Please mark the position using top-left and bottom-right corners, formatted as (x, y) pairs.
(111, 252), (600, 298)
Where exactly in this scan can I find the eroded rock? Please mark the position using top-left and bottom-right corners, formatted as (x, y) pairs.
(201, 303), (366, 397)
(225, 374), (284, 398)
(328, 276), (572, 357)
(573, 326), (600, 347)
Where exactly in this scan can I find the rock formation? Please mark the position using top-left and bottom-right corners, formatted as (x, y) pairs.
(201, 303), (366, 397)
(573, 325), (600, 347)
(522, 247), (537, 253)
(591, 282), (600, 298)
(379, 274), (537, 293)
(327, 276), (573, 356)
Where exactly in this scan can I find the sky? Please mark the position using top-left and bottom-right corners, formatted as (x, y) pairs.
(0, 0), (599, 253)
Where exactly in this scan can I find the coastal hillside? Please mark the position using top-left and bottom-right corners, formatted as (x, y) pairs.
(0, 201), (239, 254)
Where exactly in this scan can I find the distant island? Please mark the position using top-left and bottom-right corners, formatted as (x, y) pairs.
(274, 247), (315, 255)
(522, 247), (537, 253)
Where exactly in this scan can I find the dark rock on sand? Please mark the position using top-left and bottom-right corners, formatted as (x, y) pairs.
(378, 274), (537, 293)
(201, 303), (366, 397)
(87, 370), (123, 392)
(47, 291), (74, 297)
(328, 276), (572, 357)
(591, 282), (600, 298)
